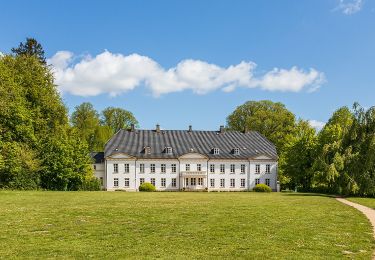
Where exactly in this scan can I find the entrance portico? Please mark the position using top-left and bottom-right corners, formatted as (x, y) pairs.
(180, 171), (207, 190)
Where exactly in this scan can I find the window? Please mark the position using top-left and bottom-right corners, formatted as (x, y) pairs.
(140, 164), (145, 173)
(113, 164), (118, 173)
(197, 164), (202, 171)
(265, 178), (270, 186)
(165, 147), (173, 154)
(255, 178), (260, 185)
(230, 178), (235, 188)
(230, 164), (235, 174)
(185, 178), (189, 186)
(185, 164), (190, 171)
(99, 177), (103, 185)
(191, 178), (196, 186)
(93, 165), (97, 170)
(150, 164), (155, 173)
(145, 146), (151, 154)
(198, 178), (203, 185)
(241, 164), (246, 174)
(266, 164), (271, 174)
(161, 164), (166, 173)
(172, 178), (177, 187)
(255, 164), (260, 174)
(210, 164), (215, 173)
(140, 178), (145, 185)
(233, 148), (240, 155)
(220, 179), (225, 188)
(220, 164), (225, 174)
(210, 179), (215, 187)
(150, 178), (155, 186)
(161, 178), (166, 187)
(213, 148), (220, 155)
(124, 178), (130, 187)
(241, 178), (245, 188)
(124, 164), (129, 173)
(171, 164), (177, 173)
(114, 178), (119, 187)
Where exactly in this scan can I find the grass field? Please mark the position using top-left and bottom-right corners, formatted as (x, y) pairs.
(0, 192), (373, 259)
(348, 197), (375, 209)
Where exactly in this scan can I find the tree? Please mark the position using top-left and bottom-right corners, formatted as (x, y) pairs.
(11, 38), (46, 64)
(71, 102), (100, 150)
(227, 100), (296, 154)
(101, 107), (138, 133)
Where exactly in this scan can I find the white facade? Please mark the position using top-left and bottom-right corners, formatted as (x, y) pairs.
(93, 152), (278, 191)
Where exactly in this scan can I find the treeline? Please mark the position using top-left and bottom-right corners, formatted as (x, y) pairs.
(0, 38), (137, 190)
(227, 101), (375, 196)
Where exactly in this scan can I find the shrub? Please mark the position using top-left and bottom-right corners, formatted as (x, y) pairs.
(79, 177), (101, 191)
(139, 182), (156, 192)
(253, 184), (272, 192)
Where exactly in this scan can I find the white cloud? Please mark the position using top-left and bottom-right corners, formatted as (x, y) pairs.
(336, 0), (363, 15)
(48, 50), (325, 97)
(309, 120), (326, 132)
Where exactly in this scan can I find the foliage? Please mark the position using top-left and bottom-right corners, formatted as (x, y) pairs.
(101, 107), (138, 133)
(79, 177), (101, 191)
(139, 182), (156, 192)
(253, 184), (272, 192)
(11, 38), (46, 64)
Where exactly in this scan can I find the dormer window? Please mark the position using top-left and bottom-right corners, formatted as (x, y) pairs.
(165, 147), (173, 154)
(233, 148), (240, 155)
(213, 148), (220, 155)
(144, 146), (151, 154)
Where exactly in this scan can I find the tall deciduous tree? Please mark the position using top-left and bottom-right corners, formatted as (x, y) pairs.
(101, 107), (138, 133)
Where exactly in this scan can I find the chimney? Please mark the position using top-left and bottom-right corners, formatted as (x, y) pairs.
(156, 124), (160, 133)
(188, 125), (192, 132)
(219, 125), (225, 133)
(130, 123), (135, 132)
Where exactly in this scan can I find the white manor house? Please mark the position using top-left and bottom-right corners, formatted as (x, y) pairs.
(91, 124), (278, 191)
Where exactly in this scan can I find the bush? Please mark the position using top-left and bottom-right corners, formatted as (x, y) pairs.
(139, 182), (156, 192)
(79, 177), (101, 191)
(253, 184), (272, 192)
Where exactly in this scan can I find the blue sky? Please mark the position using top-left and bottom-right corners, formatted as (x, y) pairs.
(1, 0), (374, 130)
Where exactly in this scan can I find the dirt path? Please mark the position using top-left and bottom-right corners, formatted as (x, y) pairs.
(336, 198), (375, 259)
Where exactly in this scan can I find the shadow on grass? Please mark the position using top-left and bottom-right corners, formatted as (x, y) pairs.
(280, 192), (337, 198)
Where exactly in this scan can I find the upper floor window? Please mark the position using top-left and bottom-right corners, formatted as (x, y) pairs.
(255, 164), (260, 174)
(165, 147), (173, 154)
(113, 164), (118, 173)
(220, 164), (225, 174)
(210, 164), (215, 173)
(171, 164), (177, 173)
(150, 164), (155, 173)
(124, 164), (129, 173)
(266, 164), (271, 174)
(233, 148), (240, 155)
(161, 164), (166, 173)
(213, 148), (220, 155)
(197, 164), (202, 171)
(241, 164), (246, 174)
(230, 164), (235, 174)
(140, 164), (145, 173)
(185, 164), (190, 171)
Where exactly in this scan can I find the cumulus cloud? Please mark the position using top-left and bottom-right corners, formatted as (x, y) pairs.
(336, 0), (363, 15)
(309, 120), (326, 132)
(48, 50), (325, 97)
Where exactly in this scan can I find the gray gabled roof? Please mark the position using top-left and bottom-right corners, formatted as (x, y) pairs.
(90, 152), (104, 163)
(104, 129), (277, 160)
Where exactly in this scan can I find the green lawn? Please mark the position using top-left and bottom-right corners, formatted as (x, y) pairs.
(348, 197), (375, 209)
(0, 192), (373, 259)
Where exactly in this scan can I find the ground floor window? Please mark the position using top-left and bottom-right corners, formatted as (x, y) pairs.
(172, 178), (176, 187)
(124, 178), (129, 187)
(230, 178), (235, 188)
(185, 178), (189, 186)
(114, 178), (119, 187)
(191, 178), (196, 186)
(241, 178), (245, 188)
(198, 178), (203, 185)
(140, 178), (145, 185)
(161, 178), (166, 187)
(255, 178), (260, 185)
(220, 179), (225, 188)
(265, 178), (270, 186)
(151, 178), (155, 186)
(210, 179), (215, 187)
